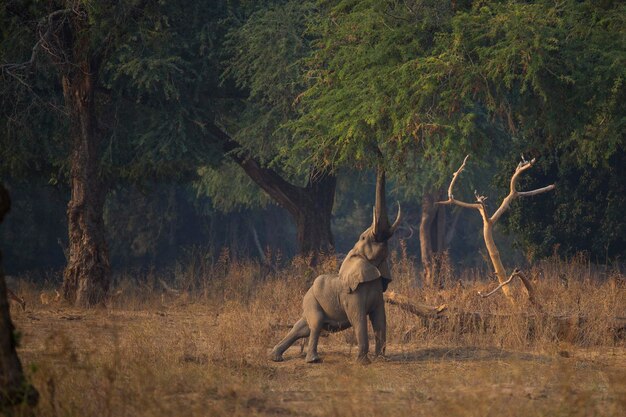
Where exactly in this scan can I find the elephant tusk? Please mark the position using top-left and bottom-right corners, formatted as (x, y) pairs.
(390, 202), (402, 235)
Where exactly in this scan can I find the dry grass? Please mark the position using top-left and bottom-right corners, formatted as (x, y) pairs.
(7, 253), (626, 417)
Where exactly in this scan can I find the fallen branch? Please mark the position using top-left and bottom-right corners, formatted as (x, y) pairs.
(383, 291), (626, 341)
(384, 291), (447, 317)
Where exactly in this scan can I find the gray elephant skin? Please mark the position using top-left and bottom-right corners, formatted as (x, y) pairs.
(270, 169), (400, 364)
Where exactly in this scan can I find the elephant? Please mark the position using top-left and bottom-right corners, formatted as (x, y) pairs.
(270, 168), (401, 364)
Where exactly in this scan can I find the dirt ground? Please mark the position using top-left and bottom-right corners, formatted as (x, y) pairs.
(12, 302), (626, 417)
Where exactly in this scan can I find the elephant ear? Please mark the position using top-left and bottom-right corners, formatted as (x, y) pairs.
(339, 254), (381, 293)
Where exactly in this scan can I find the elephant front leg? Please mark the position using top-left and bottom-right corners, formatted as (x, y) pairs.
(351, 313), (370, 364)
(369, 303), (387, 358)
(270, 318), (310, 362)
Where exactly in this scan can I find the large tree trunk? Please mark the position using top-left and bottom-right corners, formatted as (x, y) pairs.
(294, 172), (336, 258)
(211, 126), (336, 260)
(60, 65), (110, 307)
(0, 186), (38, 409)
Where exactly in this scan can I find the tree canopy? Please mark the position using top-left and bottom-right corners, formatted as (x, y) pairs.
(0, 0), (624, 281)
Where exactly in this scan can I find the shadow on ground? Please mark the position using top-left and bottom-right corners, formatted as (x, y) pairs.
(385, 346), (552, 363)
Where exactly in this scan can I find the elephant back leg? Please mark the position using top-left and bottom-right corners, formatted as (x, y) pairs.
(304, 307), (325, 363)
(270, 318), (310, 362)
(303, 289), (327, 363)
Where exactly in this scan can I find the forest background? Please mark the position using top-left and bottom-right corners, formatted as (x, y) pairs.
(0, 0), (624, 301)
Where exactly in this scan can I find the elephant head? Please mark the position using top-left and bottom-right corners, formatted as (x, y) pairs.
(339, 167), (401, 293)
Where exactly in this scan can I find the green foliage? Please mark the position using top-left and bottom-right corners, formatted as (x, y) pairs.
(438, 0), (625, 163)
(292, 0), (497, 197)
(198, 0), (326, 212)
(439, 0), (625, 260)
(506, 152), (626, 262)
(220, 0), (319, 175)
(1, 0), (625, 266)
(1, 0), (234, 184)
(195, 162), (272, 212)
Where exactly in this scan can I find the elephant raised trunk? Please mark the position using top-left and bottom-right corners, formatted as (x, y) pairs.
(372, 166), (401, 242)
(271, 163), (402, 364)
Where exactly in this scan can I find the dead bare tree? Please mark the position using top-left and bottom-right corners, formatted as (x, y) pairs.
(437, 155), (555, 304)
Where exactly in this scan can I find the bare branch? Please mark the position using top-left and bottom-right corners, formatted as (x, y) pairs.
(437, 155), (484, 210)
(490, 158), (555, 223)
(448, 154), (469, 200)
(384, 291), (448, 317)
(478, 268), (542, 309)
(515, 270), (541, 310)
(1, 9), (71, 72)
(517, 184), (556, 197)
(478, 271), (517, 298)
(474, 190), (487, 204)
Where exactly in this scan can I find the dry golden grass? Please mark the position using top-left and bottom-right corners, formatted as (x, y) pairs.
(7, 253), (626, 417)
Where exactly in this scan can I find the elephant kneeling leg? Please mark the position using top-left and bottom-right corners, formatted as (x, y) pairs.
(269, 349), (285, 362)
(269, 318), (310, 362)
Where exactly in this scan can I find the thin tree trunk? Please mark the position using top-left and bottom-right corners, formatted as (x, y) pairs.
(420, 192), (437, 287)
(420, 190), (448, 287)
(445, 207), (462, 247)
(435, 201), (446, 252)
(482, 220), (513, 300)
(0, 186), (38, 409)
(60, 66), (110, 307)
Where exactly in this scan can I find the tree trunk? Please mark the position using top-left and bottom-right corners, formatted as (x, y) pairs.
(211, 125), (336, 259)
(435, 200), (446, 252)
(0, 186), (38, 409)
(60, 66), (110, 307)
(420, 192), (436, 287)
(482, 220), (514, 301)
(294, 172), (336, 259)
(420, 190), (447, 287)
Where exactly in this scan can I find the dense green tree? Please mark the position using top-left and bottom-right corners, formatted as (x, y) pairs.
(294, 0), (624, 270)
(1, 0), (623, 286)
(0, 0), (225, 304)
(213, 0), (337, 258)
(421, 0), (625, 261)
(290, 0), (497, 285)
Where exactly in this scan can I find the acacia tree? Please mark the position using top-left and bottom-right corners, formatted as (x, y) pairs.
(419, 0), (626, 261)
(208, 1), (337, 257)
(0, 1), (223, 305)
(2, 0), (338, 286)
(291, 0), (493, 285)
(295, 0), (625, 277)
